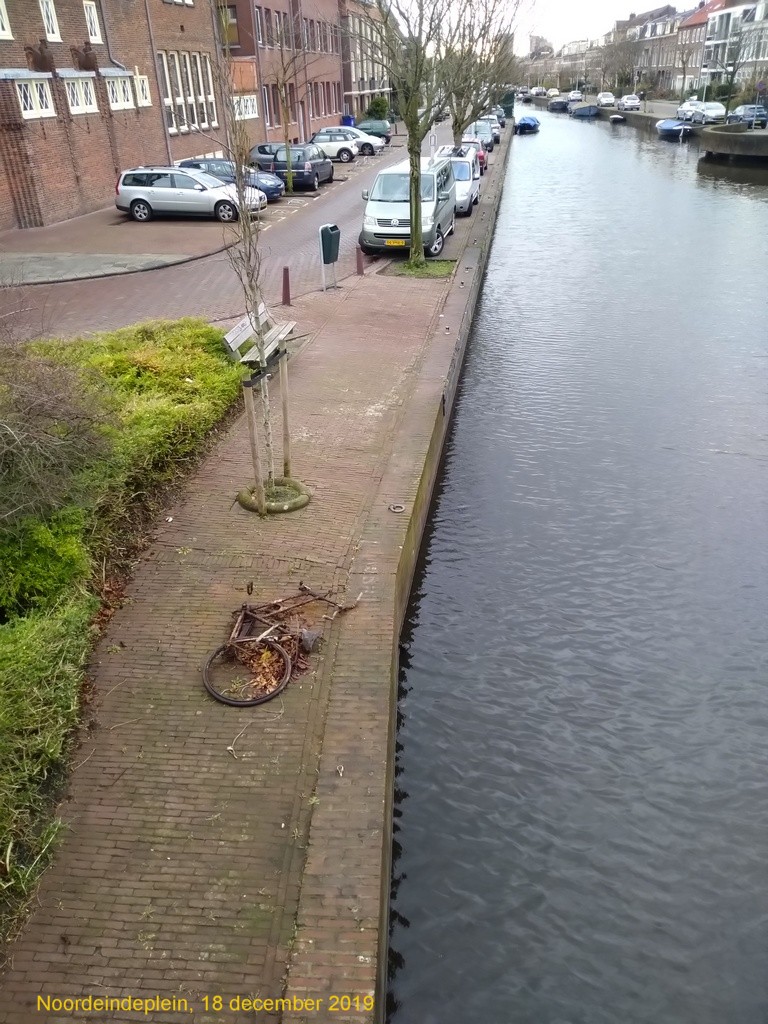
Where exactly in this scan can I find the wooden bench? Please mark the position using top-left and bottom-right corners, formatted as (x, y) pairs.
(223, 301), (297, 367)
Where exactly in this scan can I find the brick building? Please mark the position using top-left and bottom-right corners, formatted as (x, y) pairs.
(0, 0), (226, 229)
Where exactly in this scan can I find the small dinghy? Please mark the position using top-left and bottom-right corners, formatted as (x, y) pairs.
(515, 115), (540, 135)
(609, 114), (626, 123)
(655, 118), (694, 140)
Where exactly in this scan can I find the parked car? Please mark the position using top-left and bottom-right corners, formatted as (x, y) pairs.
(530, 86), (547, 96)
(466, 120), (494, 151)
(308, 128), (359, 162)
(270, 144), (334, 190)
(335, 125), (386, 155)
(115, 166), (266, 223)
(691, 101), (726, 124)
(177, 158), (285, 201)
(478, 114), (501, 142)
(725, 104), (768, 128)
(248, 142), (282, 170)
(354, 118), (392, 143)
(596, 91), (616, 106)
(568, 90), (583, 102)
(461, 134), (487, 173)
(447, 151), (480, 215)
(490, 105), (507, 127)
(676, 99), (706, 121)
(617, 94), (641, 111)
(546, 88), (560, 98)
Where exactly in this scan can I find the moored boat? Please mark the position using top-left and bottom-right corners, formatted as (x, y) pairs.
(655, 118), (694, 140)
(515, 115), (540, 135)
(548, 98), (569, 113)
(569, 104), (600, 119)
(609, 114), (626, 123)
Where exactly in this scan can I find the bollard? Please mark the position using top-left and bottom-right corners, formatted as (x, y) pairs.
(356, 245), (365, 276)
(282, 266), (291, 306)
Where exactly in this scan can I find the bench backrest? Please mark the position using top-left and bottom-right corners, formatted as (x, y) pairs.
(223, 302), (272, 360)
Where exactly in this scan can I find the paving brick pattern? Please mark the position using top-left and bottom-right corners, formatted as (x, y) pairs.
(0, 271), (450, 1024)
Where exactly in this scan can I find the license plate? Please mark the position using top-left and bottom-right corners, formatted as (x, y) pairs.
(385, 239), (406, 247)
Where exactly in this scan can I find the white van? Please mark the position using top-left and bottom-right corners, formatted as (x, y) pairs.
(358, 156), (456, 258)
(436, 145), (480, 216)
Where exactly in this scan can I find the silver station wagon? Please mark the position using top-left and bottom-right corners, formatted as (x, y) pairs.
(115, 165), (267, 223)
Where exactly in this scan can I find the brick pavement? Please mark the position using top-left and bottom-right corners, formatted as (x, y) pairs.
(0, 129), (512, 1024)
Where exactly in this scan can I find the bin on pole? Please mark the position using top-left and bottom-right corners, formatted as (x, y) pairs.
(319, 223), (341, 291)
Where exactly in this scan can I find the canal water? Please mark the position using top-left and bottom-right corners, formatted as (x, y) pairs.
(388, 112), (768, 1024)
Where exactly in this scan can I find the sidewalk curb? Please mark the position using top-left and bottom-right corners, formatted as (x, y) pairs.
(0, 241), (236, 289)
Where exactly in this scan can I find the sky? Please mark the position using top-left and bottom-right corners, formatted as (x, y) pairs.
(512, 0), (628, 52)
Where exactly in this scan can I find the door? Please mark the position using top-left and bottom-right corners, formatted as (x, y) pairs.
(171, 173), (211, 215)
(144, 171), (174, 212)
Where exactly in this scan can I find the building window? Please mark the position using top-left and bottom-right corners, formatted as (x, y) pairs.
(218, 5), (239, 47)
(16, 77), (56, 118)
(106, 75), (134, 109)
(156, 51), (178, 132)
(134, 74), (152, 106)
(0, 0), (13, 38)
(288, 81), (296, 121)
(64, 76), (98, 114)
(262, 84), (270, 124)
(82, 0), (101, 42)
(282, 12), (291, 47)
(191, 52), (208, 127)
(264, 6), (273, 44)
(271, 84), (281, 124)
(234, 93), (258, 119)
(167, 51), (186, 129)
(302, 17), (308, 48)
(254, 6), (263, 43)
(39, 0), (60, 40)
(180, 52), (198, 129)
(273, 10), (281, 44)
(202, 54), (217, 126)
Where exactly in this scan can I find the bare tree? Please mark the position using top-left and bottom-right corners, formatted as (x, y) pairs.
(601, 39), (642, 92)
(676, 40), (698, 100)
(435, 0), (519, 147)
(359, 0), (456, 267)
(706, 26), (759, 113)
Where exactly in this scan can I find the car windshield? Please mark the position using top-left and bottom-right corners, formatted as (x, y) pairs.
(196, 172), (229, 188)
(370, 172), (434, 202)
(470, 123), (491, 135)
(275, 147), (307, 161)
(453, 163), (471, 181)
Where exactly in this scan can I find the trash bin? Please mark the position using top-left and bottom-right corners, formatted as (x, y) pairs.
(319, 224), (341, 265)
(341, 114), (355, 127)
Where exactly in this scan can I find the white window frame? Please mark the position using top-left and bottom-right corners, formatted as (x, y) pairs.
(180, 51), (198, 130)
(262, 84), (270, 125)
(134, 73), (152, 106)
(63, 75), (98, 114)
(157, 51), (178, 133)
(191, 52), (208, 128)
(83, 0), (101, 43)
(16, 77), (56, 119)
(106, 74), (134, 110)
(167, 50), (187, 130)
(39, 0), (60, 41)
(202, 53), (217, 127)
(0, 0), (13, 39)
(254, 6), (263, 44)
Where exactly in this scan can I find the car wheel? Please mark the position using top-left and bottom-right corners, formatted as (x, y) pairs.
(338, 148), (353, 163)
(327, 165), (334, 182)
(311, 174), (320, 192)
(215, 201), (238, 223)
(425, 228), (444, 258)
(130, 199), (153, 222)
(473, 192), (480, 204)
(448, 215), (455, 236)
(361, 143), (374, 156)
(465, 201), (473, 217)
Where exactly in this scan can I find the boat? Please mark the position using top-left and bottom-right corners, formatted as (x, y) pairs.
(515, 115), (540, 135)
(609, 114), (626, 123)
(569, 104), (600, 119)
(548, 98), (569, 113)
(655, 118), (694, 140)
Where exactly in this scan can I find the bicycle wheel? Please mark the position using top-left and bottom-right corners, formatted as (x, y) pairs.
(203, 639), (292, 707)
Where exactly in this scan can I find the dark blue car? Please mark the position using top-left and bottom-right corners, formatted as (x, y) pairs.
(177, 158), (285, 201)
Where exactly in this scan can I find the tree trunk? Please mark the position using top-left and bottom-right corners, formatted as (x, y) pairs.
(407, 127), (425, 268)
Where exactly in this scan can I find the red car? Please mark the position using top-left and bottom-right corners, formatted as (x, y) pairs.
(461, 135), (487, 174)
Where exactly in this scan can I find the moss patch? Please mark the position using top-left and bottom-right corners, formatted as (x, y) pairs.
(380, 259), (456, 279)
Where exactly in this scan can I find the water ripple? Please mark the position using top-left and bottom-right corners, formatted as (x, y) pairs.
(389, 113), (768, 1024)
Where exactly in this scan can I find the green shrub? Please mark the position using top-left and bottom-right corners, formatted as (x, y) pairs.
(0, 509), (90, 620)
(366, 96), (390, 120)
(0, 595), (97, 932)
